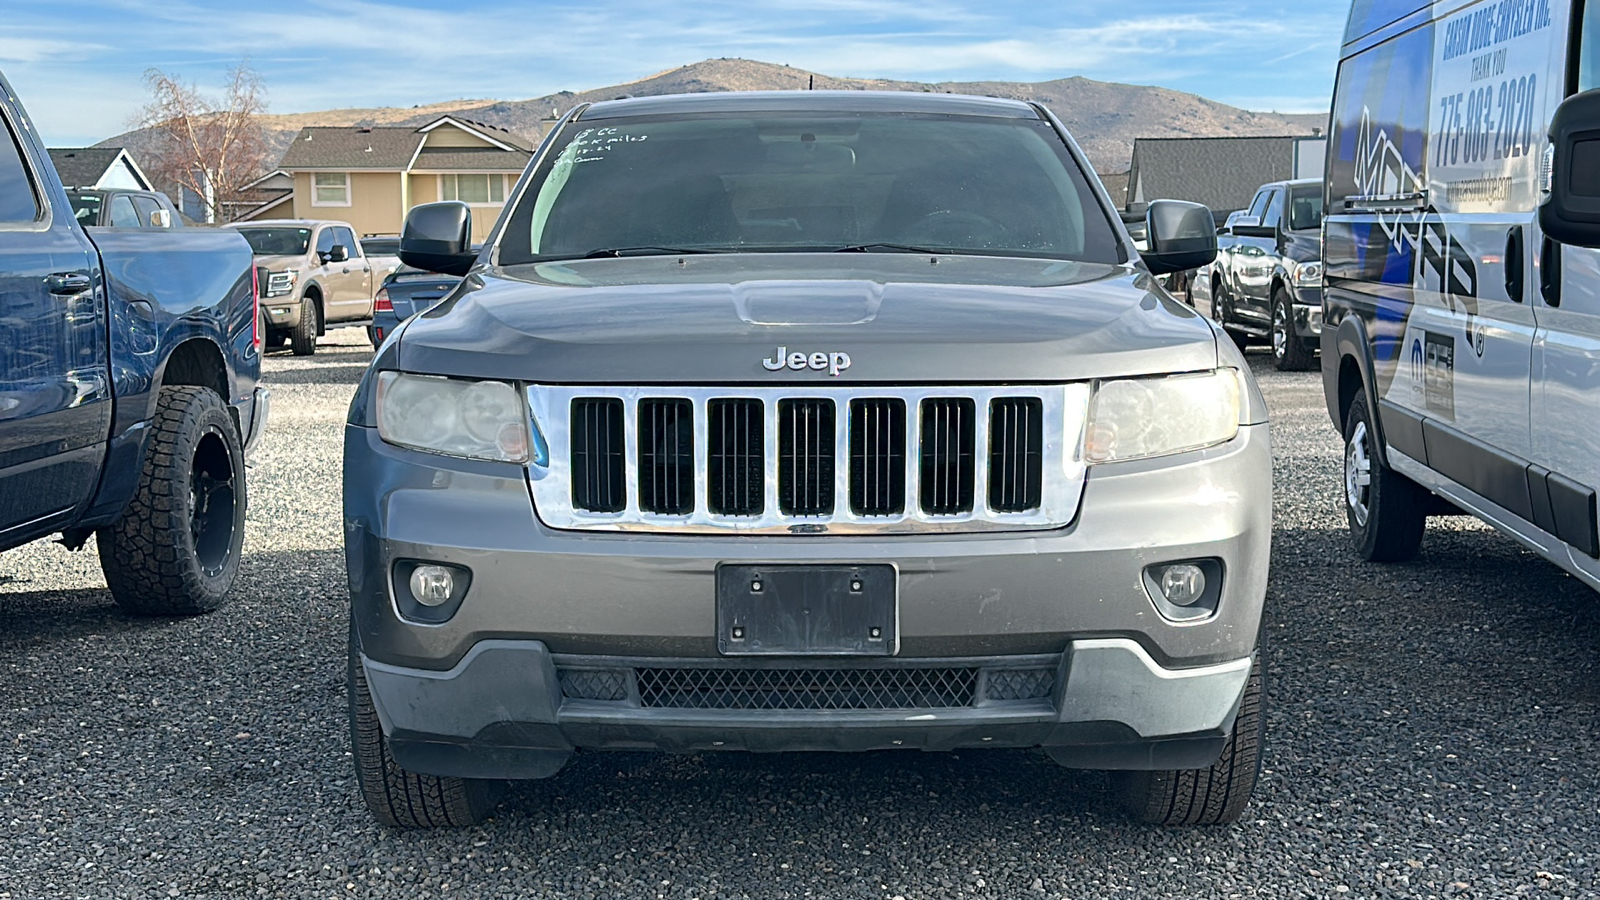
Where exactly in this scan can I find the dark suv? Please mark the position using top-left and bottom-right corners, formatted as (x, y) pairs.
(1208, 178), (1324, 370)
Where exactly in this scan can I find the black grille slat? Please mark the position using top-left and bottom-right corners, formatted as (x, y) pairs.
(639, 399), (694, 515)
(850, 399), (906, 516)
(919, 398), (976, 516)
(988, 398), (1044, 513)
(778, 399), (835, 516)
(571, 398), (625, 513)
(636, 666), (977, 710)
(708, 399), (764, 516)
(983, 668), (1056, 702)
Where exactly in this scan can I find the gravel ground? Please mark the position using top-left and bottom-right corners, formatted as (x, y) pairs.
(2, 328), (1598, 899)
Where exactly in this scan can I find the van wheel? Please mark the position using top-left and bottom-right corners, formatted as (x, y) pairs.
(290, 297), (318, 356)
(348, 622), (504, 827)
(97, 385), (245, 616)
(1119, 652), (1263, 826)
(1344, 393), (1426, 561)
(1271, 290), (1315, 371)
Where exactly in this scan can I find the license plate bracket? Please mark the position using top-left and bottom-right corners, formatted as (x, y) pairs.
(717, 564), (896, 656)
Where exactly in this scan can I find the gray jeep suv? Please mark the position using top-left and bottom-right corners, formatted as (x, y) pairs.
(344, 91), (1272, 828)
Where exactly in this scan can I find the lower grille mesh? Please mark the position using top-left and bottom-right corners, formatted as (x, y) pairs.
(636, 666), (978, 710)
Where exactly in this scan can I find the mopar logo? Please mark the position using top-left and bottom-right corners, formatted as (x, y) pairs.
(762, 347), (852, 376)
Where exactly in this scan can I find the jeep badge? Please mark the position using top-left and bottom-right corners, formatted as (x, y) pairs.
(762, 347), (852, 376)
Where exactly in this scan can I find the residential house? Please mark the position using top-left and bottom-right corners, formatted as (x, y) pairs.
(227, 170), (294, 222)
(46, 147), (153, 190)
(274, 116), (534, 242)
(1124, 135), (1327, 217)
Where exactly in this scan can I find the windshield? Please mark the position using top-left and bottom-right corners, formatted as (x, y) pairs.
(1288, 188), (1324, 231)
(498, 111), (1120, 265)
(236, 227), (312, 256)
(68, 192), (103, 224)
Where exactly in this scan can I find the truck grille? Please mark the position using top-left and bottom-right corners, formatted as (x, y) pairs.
(527, 384), (1091, 534)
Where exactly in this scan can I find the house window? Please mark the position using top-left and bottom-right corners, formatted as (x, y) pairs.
(441, 173), (505, 204)
(313, 172), (350, 206)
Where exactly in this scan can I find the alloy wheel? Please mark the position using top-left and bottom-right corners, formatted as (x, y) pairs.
(1345, 421), (1373, 528)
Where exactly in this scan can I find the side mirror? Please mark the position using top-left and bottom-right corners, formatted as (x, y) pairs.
(1230, 215), (1275, 238)
(329, 244), (349, 263)
(149, 209), (172, 228)
(1144, 199), (1218, 277)
(400, 202), (475, 276)
(1539, 89), (1600, 248)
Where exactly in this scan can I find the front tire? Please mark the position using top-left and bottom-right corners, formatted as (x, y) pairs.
(1344, 393), (1426, 561)
(348, 623), (504, 827)
(1119, 652), (1264, 826)
(1271, 290), (1316, 371)
(290, 296), (319, 356)
(98, 385), (245, 616)
(1212, 286), (1250, 353)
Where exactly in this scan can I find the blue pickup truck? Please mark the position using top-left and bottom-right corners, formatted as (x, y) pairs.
(0, 71), (267, 615)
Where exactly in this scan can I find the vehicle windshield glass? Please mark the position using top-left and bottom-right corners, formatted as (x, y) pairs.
(68, 192), (103, 224)
(236, 227), (312, 255)
(1287, 188), (1324, 231)
(498, 111), (1120, 265)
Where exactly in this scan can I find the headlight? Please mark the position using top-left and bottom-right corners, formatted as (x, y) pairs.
(1085, 369), (1242, 463)
(375, 372), (531, 463)
(266, 269), (298, 297)
(1293, 260), (1323, 287)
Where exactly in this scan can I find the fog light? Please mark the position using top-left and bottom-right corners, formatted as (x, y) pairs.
(409, 565), (455, 607)
(1159, 564), (1206, 607)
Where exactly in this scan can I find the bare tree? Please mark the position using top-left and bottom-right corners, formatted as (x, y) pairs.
(137, 63), (270, 223)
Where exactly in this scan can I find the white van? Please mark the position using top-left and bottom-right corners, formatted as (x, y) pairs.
(1323, 0), (1600, 588)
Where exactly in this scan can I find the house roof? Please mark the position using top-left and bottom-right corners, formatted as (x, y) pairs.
(1096, 171), (1130, 209)
(277, 116), (533, 171)
(47, 147), (149, 189)
(1126, 136), (1306, 214)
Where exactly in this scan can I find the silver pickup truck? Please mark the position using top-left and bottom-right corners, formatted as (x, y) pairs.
(228, 219), (398, 355)
(344, 91), (1272, 829)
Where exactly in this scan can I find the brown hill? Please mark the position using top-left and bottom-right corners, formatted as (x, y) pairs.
(99, 58), (1327, 176)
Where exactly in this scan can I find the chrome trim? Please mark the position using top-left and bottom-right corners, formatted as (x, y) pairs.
(525, 384), (1090, 535)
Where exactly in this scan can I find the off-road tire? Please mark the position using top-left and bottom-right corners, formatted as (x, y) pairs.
(1271, 290), (1316, 371)
(1119, 652), (1264, 826)
(290, 296), (318, 356)
(348, 622), (504, 827)
(97, 385), (245, 616)
(1344, 393), (1427, 561)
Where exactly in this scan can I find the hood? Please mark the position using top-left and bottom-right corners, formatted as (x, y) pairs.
(251, 253), (309, 271)
(395, 254), (1220, 384)
(1282, 230), (1322, 264)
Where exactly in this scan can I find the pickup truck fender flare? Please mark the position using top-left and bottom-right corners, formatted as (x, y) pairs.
(1326, 312), (1389, 466)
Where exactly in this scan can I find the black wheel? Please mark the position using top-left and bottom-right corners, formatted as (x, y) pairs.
(1271, 290), (1316, 371)
(97, 385), (245, 616)
(349, 622), (503, 827)
(1119, 652), (1264, 826)
(1343, 392), (1426, 562)
(290, 296), (319, 356)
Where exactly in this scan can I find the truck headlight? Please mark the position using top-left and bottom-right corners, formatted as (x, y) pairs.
(1085, 369), (1242, 464)
(265, 269), (297, 297)
(375, 372), (531, 463)
(1293, 260), (1323, 288)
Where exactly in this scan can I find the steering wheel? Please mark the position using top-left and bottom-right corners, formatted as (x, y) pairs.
(899, 210), (1010, 247)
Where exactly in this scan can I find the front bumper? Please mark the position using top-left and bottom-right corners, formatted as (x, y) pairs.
(361, 638), (1253, 779)
(344, 419), (1271, 775)
(1292, 286), (1324, 338)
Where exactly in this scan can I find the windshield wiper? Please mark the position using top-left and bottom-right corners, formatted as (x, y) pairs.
(833, 242), (946, 254)
(579, 246), (727, 259)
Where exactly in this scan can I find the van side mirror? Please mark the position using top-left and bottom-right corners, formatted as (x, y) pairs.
(1540, 89), (1600, 248)
(400, 202), (475, 276)
(1143, 199), (1218, 277)
(329, 244), (349, 263)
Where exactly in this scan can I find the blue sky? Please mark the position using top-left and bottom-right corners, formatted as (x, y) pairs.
(5, 0), (1348, 147)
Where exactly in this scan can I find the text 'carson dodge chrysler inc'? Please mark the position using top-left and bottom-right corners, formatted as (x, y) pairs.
(343, 91), (1272, 827)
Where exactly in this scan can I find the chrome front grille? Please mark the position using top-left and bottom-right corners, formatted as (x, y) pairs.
(526, 384), (1091, 534)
